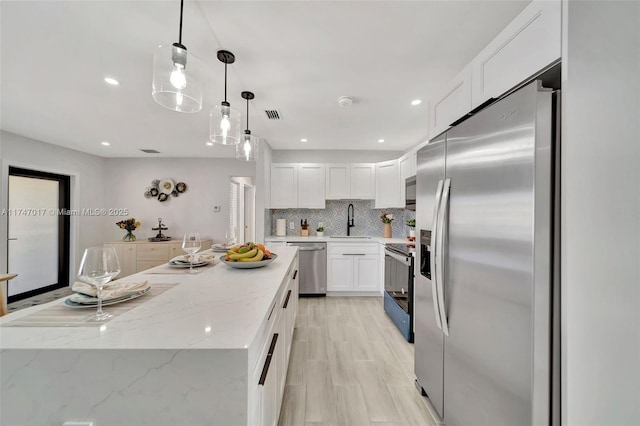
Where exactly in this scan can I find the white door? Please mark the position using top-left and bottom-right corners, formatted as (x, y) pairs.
(244, 184), (256, 243)
(7, 171), (68, 298)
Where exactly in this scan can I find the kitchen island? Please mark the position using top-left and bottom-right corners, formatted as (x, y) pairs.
(0, 247), (299, 426)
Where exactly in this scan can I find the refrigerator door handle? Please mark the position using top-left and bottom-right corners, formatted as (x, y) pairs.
(436, 178), (451, 336)
(431, 179), (444, 331)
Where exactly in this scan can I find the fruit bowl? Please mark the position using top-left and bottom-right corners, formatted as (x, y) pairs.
(219, 253), (278, 269)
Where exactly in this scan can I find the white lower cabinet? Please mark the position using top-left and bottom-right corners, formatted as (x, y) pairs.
(327, 243), (381, 293)
(252, 256), (298, 426)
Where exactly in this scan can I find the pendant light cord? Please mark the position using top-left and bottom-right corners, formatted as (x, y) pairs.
(246, 97), (250, 131)
(178, 0), (184, 45)
(224, 62), (228, 103)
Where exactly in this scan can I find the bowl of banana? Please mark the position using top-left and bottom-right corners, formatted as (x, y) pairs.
(220, 242), (277, 269)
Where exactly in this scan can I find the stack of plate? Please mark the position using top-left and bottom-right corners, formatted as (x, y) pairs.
(65, 285), (151, 308)
(168, 259), (209, 268)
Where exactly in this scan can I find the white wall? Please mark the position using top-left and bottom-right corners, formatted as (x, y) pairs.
(102, 158), (255, 243)
(0, 131), (107, 284)
(562, 2), (640, 425)
(272, 149), (402, 163)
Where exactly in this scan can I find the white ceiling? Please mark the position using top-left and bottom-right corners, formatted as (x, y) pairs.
(0, 0), (529, 158)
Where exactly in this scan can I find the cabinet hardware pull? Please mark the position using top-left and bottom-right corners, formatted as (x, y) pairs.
(342, 253), (365, 256)
(267, 303), (276, 321)
(292, 270), (298, 280)
(258, 333), (279, 386)
(283, 290), (292, 309)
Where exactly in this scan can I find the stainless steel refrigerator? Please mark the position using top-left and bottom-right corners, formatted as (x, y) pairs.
(414, 81), (559, 426)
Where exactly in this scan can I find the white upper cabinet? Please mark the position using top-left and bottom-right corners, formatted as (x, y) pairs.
(270, 164), (298, 208)
(399, 151), (417, 204)
(375, 159), (403, 209)
(271, 164), (325, 208)
(471, 0), (561, 108)
(350, 164), (376, 199)
(325, 163), (375, 200)
(428, 65), (473, 138)
(325, 164), (350, 200)
(298, 164), (326, 208)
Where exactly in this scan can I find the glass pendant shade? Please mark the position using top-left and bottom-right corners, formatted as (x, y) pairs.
(236, 132), (259, 162)
(210, 103), (241, 145)
(152, 44), (203, 113)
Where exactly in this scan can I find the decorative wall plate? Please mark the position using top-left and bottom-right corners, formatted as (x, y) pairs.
(159, 178), (175, 194)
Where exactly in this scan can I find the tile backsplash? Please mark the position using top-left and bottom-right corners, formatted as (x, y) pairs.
(270, 200), (415, 237)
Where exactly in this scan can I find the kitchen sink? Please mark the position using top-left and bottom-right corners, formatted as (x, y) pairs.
(329, 236), (371, 239)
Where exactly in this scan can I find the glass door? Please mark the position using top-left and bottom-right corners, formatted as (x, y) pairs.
(7, 167), (70, 302)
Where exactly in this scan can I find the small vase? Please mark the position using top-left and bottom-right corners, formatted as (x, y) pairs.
(123, 231), (136, 242)
(409, 229), (416, 241)
(317, 232), (324, 237)
(383, 223), (392, 238)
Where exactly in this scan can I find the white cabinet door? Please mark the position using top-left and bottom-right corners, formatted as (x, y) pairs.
(354, 256), (381, 292)
(428, 65), (472, 138)
(375, 160), (402, 208)
(259, 333), (278, 426)
(325, 164), (350, 199)
(471, 0), (561, 108)
(350, 164), (376, 199)
(327, 256), (354, 291)
(297, 164), (325, 208)
(270, 164), (298, 208)
(398, 152), (416, 204)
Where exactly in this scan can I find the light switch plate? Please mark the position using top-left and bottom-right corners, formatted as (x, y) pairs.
(289, 221), (294, 230)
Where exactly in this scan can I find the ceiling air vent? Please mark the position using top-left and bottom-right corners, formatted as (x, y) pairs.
(264, 109), (282, 120)
(139, 149), (161, 154)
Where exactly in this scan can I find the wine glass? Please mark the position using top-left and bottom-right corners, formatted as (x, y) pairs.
(78, 247), (121, 321)
(225, 227), (237, 247)
(182, 232), (202, 274)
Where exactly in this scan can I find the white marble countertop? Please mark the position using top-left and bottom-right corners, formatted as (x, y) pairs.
(265, 235), (412, 244)
(0, 247), (298, 351)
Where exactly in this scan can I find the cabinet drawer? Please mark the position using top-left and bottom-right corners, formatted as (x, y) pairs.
(136, 244), (169, 261)
(328, 243), (380, 256)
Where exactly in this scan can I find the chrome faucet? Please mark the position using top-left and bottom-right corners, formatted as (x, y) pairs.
(347, 203), (355, 236)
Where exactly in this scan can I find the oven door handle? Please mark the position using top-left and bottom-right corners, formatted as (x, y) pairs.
(384, 250), (411, 266)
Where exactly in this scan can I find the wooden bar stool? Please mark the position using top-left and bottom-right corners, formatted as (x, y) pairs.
(0, 274), (18, 317)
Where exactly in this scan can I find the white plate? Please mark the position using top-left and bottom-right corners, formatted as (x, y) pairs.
(64, 286), (151, 308)
(158, 178), (175, 194)
(211, 243), (233, 252)
(168, 260), (209, 268)
(219, 253), (278, 269)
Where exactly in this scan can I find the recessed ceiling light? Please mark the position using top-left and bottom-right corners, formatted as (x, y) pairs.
(411, 99), (422, 106)
(104, 77), (119, 86)
(378, 139), (385, 143)
(300, 138), (308, 142)
(206, 142), (214, 146)
(101, 141), (110, 146)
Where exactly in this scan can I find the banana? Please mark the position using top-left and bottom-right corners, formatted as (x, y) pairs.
(239, 249), (264, 262)
(228, 248), (258, 260)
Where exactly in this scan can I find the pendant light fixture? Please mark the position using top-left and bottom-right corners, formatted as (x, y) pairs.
(236, 91), (259, 162)
(210, 50), (241, 145)
(152, 0), (203, 113)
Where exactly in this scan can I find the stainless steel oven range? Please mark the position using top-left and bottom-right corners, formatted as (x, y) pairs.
(384, 243), (415, 342)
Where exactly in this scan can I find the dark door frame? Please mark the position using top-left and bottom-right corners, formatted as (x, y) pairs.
(7, 166), (71, 303)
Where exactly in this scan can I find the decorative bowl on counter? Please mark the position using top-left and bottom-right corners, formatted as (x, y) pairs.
(219, 254), (278, 269)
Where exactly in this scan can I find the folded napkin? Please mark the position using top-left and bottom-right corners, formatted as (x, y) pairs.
(72, 280), (150, 299)
(170, 250), (216, 264)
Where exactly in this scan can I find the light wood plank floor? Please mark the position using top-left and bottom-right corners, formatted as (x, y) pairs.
(279, 296), (437, 426)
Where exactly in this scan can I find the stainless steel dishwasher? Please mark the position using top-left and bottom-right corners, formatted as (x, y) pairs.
(286, 242), (326, 295)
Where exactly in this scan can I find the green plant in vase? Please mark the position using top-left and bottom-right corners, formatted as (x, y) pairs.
(406, 218), (416, 240)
